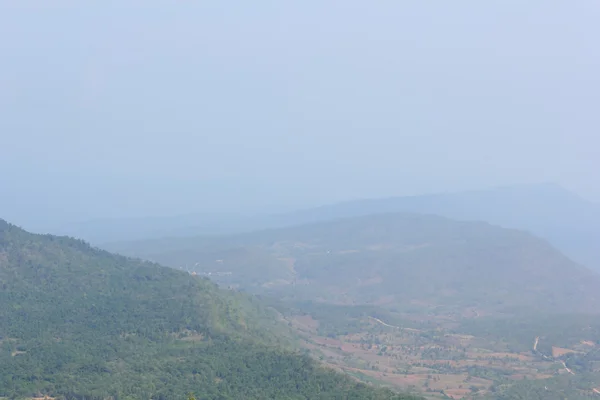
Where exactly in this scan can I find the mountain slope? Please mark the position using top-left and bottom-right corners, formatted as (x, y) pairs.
(272, 183), (600, 270)
(101, 184), (600, 271)
(0, 219), (419, 400)
(110, 213), (600, 315)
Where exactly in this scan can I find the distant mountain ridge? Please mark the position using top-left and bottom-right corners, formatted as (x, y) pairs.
(89, 183), (600, 272)
(270, 183), (600, 270)
(107, 212), (600, 316)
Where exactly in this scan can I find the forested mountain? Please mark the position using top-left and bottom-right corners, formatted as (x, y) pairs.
(0, 218), (420, 400)
(108, 213), (600, 316)
(271, 183), (600, 271)
(96, 183), (600, 272)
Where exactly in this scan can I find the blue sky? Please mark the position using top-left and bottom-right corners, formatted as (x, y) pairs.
(1, 1), (598, 229)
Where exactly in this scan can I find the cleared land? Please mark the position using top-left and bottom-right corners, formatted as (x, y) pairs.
(282, 309), (600, 399)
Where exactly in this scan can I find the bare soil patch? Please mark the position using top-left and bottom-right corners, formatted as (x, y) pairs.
(552, 346), (579, 357)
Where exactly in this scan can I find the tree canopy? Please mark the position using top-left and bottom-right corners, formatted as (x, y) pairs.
(0, 220), (421, 400)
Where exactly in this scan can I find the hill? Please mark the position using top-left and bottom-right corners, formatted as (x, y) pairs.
(108, 213), (600, 316)
(96, 183), (600, 272)
(0, 218), (420, 400)
(273, 183), (600, 271)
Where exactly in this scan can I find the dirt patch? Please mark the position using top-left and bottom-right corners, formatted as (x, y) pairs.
(180, 334), (205, 342)
(533, 374), (555, 380)
(386, 373), (425, 385)
(479, 352), (533, 362)
(469, 376), (494, 386)
(445, 333), (475, 340)
(340, 343), (362, 353)
(552, 346), (579, 357)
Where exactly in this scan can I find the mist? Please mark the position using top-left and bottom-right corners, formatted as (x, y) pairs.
(1, 1), (599, 231)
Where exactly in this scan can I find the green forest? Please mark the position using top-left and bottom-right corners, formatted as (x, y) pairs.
(110, 213), (600, 316)
(0, 219), (420, 400)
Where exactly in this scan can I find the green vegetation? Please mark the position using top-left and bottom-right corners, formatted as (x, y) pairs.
(0, 219), (421, 400)
(265, 300), (428, 338)
(458, 314), (600, 354)
(95, 184), (600, 275)
(108, 213), (600, 315)
(101, 213), (600, 398)
(260, 298), (600, 398)
(488, 372), (600, 400)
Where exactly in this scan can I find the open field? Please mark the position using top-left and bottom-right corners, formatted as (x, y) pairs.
(281, 309), (600, 399)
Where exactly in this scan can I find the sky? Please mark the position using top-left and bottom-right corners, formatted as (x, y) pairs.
(1, 1), (599, 230)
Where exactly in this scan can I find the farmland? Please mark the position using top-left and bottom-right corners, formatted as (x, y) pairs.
(276, 304), (600, 399)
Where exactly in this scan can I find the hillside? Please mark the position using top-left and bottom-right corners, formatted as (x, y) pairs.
(0, 218), (420, 400)
(109, 213), (600, 316)
(272, 183), (600, 271)
(95, 184), (600, 272)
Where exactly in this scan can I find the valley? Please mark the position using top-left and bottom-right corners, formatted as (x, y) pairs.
(4, 0), (598, 397)
(275, 302), (600, 399)
(112, 213), (600, 316)
(3, 208), (600, 399)
(99, 184), (600, 273)
(0, 219), (420, 400)
(107, 212), (600, 399)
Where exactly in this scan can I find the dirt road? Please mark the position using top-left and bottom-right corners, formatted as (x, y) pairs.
(562, 361), (575, 375)
(368, 316), (399, 329)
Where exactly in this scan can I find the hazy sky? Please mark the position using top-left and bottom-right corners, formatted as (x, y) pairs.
(1, 1), (598, 229)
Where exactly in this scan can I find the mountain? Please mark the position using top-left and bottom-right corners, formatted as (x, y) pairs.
(95, 183), (600, 272)
(272, 183), (600, 271)
(0, 218), (419, 400)
(107, 213), (600, 316)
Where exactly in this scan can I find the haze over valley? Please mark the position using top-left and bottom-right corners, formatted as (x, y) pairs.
(2, 1), (600, 399)
(100, 195), (600, 399)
